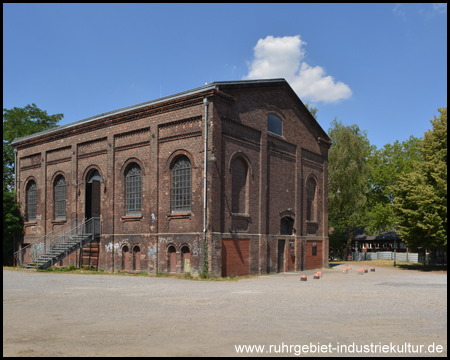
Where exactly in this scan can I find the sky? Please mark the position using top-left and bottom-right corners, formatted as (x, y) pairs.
(3, 3), (447, 149)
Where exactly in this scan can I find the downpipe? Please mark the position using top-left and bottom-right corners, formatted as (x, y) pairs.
(203, 97), (209, 273)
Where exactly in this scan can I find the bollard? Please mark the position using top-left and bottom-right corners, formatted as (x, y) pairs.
(313, 273), (320, 279)
(317, 271), (322, 278)
(342, 268), (348, 274)
(357, 269), (364, 275)
(347, 267), (352, 273)
(370, 267), (375, 272)
(364, 268), (368, 273)
(300, 275), (307, 281)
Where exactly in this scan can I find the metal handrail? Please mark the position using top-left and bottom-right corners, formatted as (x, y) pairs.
(14, 218), (83, 266)
(41, 217), (101, 267)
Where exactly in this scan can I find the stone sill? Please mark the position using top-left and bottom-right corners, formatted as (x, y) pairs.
(230, 213), (251, 219)
(121, 215), (143, 222)
(51, 219), (66, 225)
(167, 212), (191, 219)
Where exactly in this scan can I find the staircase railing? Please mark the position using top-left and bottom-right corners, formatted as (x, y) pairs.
(42, 217), (101, 268)
(14, 218), (83, 266)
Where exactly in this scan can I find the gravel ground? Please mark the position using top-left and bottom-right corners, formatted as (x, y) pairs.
(3, 265), (447, 357)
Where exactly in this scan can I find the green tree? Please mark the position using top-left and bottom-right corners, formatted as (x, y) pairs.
(392, 107), (447, 249)
(3, 104), (63, 264)
(3, 103), (63, 179)
(304, 102), (318, 120)
(366, 135), (422, 235)
(3, 180), (21, 264)
(328, 118), (372, 260)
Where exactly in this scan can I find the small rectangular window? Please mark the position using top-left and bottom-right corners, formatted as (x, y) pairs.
(312, 242), (317, 256)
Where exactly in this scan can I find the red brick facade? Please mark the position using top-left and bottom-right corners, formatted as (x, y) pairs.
(12, 79), (330, 275)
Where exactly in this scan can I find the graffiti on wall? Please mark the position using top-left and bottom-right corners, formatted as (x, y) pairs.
(147, 244), (157, 259)
(105, 239), (128, 255)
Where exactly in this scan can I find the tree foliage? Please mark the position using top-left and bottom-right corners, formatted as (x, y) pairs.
(304, 102), (318, 120)
(391, 107), (447, 249)
(327, 118), (372, 259)
(2, 104), (63, 264)
(365, 135), (422, 235)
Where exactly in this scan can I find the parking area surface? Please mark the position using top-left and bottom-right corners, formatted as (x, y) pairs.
(3, 265), (447, 357)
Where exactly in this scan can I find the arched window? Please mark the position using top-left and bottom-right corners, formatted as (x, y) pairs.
(306, 178), (317, 221)
(181, 245), (191, 273)
(171, 155), (191, 213)
(168, 245), (177, 273)
(54, 176), (66, 220)
(122, 245), (129, 270)
(268, 113), (283, 136)
(132, 245), (141, 271)
(231, 157), (249, 214)
(126, 164), (142, 216)
(27, 181), (37, 222)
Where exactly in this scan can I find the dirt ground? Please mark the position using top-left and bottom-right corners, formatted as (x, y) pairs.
(3, 264), (447, 357)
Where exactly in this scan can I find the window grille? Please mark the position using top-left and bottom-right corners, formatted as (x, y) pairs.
(27, 181), (37, 222)
(55, 176), (66, 220)
(126, 164), (142, 216)
(171, 155), (191, 213)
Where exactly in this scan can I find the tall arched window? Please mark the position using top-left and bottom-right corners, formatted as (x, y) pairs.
(231, 157), (248, 214)
(54, 176), (66, 220)
(171, 155), (191, 213)
(306, 178), (317, 221)
(126, 164), (142, 216)
(27, 181), (37, 222)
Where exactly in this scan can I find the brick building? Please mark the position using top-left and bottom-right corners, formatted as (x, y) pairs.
(12, 79), (331, 276)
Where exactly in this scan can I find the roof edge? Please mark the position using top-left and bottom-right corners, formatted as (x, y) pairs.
(11, 78), (288, 146)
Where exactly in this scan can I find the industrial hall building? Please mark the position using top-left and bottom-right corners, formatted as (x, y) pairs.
(12, 78), (331, 277)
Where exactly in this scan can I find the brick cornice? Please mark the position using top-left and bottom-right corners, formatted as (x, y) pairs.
(13, 90), (216, 150)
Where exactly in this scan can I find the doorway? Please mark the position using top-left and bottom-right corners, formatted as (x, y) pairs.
(168, 245), (177, 273)
(85, 169), (101, 220)
(277, 240), (285, 273)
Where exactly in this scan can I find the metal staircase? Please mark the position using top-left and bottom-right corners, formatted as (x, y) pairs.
(14, 217), (101, 270)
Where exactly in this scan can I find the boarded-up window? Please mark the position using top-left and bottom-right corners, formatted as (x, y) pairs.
(168, 245), (177, 273)
(306, 178), (317, 221)
(231, 157), (248, 214)
(181, 245), (191, 273)
(133, 245), (140, 270)
(122, 246), (129, 270)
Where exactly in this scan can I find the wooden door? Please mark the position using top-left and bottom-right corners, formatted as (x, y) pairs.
(170, 250), (177, 273)
(222, 239), (250, 277)
(277, 240), (285, 273)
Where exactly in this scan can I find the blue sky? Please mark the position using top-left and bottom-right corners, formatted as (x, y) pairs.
(3, 3), (447, 149)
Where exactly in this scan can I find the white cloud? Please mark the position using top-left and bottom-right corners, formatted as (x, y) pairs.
(393, 4), (406, 20)
(432, 3), (447, 13)
(243, 35), (352, 103)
